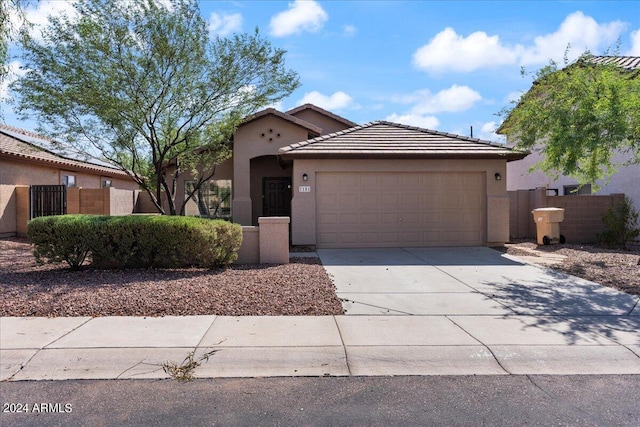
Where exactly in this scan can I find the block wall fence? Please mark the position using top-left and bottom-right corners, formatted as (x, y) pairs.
(509, 188), (625, 243)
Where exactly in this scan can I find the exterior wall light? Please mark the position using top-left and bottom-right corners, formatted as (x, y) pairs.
(302, 173), (309, 181)
(494, 172), (502, 181)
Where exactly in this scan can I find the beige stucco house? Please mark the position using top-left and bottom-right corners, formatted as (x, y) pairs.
(1, 125), (139, 237)
(0, 125), (139, 190)
(178, 104), (526, 248)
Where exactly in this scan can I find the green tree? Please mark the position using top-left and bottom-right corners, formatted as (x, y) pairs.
(499, 53), (640, 189)
(1, 0), (31, 115)
(10, 0), (300, 214)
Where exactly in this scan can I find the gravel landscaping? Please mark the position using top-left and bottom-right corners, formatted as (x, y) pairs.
(501, 240), (640, 296)
(0, 238), (344, 317)
(2, 237), (639, 317)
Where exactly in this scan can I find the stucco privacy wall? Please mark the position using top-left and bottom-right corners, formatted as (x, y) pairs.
(4, 187), (139, 236)
(0, 184), (17, 237)
(290, 158), (508, 247)
(236, 217), (290, 264)
(233, 115), (313, 225)
(509, 188), (626, 243)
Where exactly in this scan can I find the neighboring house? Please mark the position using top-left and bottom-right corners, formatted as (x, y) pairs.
(500, 56), (640, 213)
(0, 125), (139, 237)
(177, 104), (526, 249)
(0, 125), (139, 190)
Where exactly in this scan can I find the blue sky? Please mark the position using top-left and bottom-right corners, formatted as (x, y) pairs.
(2, 0), (639, 142)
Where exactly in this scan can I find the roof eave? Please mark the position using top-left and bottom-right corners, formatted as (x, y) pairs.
(279, 151), (529, 161)
(0, 151), (132, 177)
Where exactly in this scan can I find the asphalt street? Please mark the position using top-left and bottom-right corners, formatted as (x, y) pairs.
(1, 375), (639, 426)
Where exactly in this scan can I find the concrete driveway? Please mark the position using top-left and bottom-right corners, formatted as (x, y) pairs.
(316, 247), (640, 375)
(318, 247), (640, 317)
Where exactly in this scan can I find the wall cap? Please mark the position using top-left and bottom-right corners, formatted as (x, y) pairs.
(258, 216), (291, 224)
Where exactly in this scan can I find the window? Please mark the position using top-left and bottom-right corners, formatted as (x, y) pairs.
(102, 179), (112, 188)
(564, 184), (592, 195)
(185, 179), (232, 219)
(61, 174), (76, 187)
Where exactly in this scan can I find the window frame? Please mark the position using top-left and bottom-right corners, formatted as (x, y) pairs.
(61, 173), (76, 188)
(184, 179), (232, 219)
(563, 184), (592, 195)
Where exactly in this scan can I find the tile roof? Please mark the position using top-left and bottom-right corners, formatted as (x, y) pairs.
(586, 56), (640, 71)
(239, 108), (322, 136)
(285, 103), (358, 128)
(0, 125), (130, 176)
(279, 121), (528, 161)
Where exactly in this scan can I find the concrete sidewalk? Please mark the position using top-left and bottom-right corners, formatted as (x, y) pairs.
(2, 313), (640, 381)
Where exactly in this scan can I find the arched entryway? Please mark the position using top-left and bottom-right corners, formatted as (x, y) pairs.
(249, 155), (292, 225)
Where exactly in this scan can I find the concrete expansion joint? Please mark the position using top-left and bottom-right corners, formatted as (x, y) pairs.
(44, 317), (93, 350)
(444, 315), (512, 375)
(332, 315), (353, 376)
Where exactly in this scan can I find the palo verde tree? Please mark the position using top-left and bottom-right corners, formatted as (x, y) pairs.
(499, 53), (640, 190)
(11, 0), (300, 214)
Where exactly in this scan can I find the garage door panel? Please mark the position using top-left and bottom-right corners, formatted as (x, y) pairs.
(361, 213), (379, 224)
(402, 212), (420, 225)
(338, 174), (360, 187)
(381, 213), (399, 223)
(361, 232), (379, 243)
(381, 232), (400, 243)
(360, 194), (378, 206)
(317, 213), (338, 225)
(316, 172), (484, 248)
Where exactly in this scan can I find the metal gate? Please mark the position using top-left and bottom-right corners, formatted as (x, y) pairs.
(30, 185), (67, 219)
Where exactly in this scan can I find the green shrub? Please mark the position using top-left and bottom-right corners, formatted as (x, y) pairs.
(598, 196), (640, 249)
(27, 215), (98, 270)
(27, 215), (243, 270)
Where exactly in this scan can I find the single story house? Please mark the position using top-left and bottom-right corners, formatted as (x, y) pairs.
(1, 125), (139, 237)
(500, 56), (640, 213)
(175, 104), (527, 248)
(0, 125), (139, 190)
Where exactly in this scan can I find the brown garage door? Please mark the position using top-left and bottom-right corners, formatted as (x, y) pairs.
(316, 172), (485, 248)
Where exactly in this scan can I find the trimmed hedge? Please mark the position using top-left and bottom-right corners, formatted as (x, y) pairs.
(27, 215), (242, 270)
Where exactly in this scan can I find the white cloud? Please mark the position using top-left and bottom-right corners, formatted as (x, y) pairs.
(505, 91), (523, 104)
(481, 121), (497, 134)
(343, 24), (357, 37)
(269, 0), (328, 37)
(629, 29), (640, 55)
(477, 121), (506, 143)
(385, 113), (440, 130)
(1, 61), (27, 100)
(413, 11), (627, 73)
(520, 11), (625, 65)
(298, 91), (353, 110)
(413, 27), (521, 73)
(209, 12), (242, 37)
(21, 0), (78, 40)
(392, 85), (482, 114)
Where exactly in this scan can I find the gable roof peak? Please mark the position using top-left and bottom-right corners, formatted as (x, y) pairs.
(240, 107), (322, 136)
(285, 103), (358, 127)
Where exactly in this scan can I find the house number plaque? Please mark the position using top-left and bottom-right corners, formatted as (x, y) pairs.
(299, 186), (311, 193)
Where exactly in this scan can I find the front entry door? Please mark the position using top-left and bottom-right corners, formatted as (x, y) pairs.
(263, 177), (292, 217)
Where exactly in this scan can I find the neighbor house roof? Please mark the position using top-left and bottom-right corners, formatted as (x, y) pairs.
(586, 55), (640, 71)
(239, 108), (322, 136)
(285, 103), (358, 128)
(0, 125), (130, 177)
(279, 121), (528, 161)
